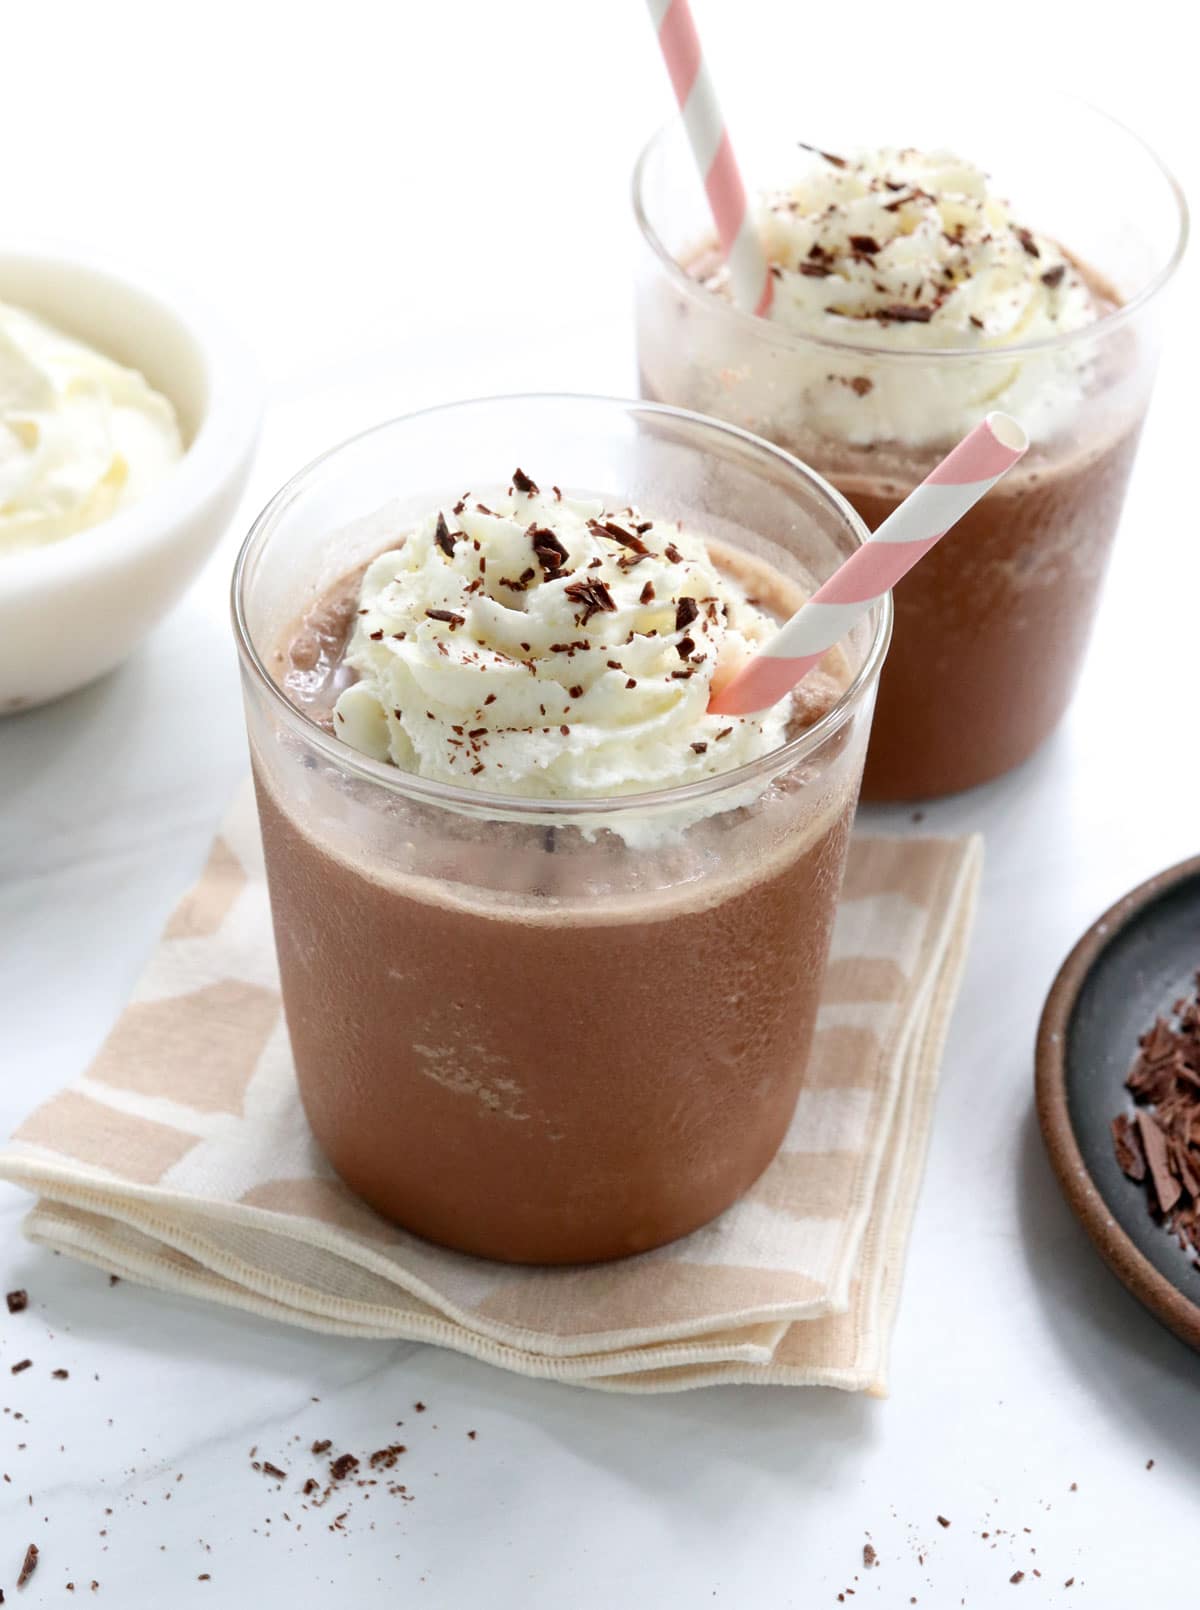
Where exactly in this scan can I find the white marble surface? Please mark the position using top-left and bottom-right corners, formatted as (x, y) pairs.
(3, 2), (1199, 1603)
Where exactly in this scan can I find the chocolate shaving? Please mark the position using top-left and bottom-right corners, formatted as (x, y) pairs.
(5, 1290), (27, 1314)
(261, 1461), (288, 1481)
(664, 543), (683, 564)
(529, 525), (569, 576)
(564, 577), (616, 625)
(849, 235), (880, 255)
(17, 1544), (38, 1587)
(640, 582), (656, 605)
(1137, 1110), (1182, 1215)
(1111, 1113), (1146, 1182)
(847, 376), (873, 397)
(797, 139), (847, 169)
(1013, 225), (1040, 258)
(593, 518), (648, 555)
(10, 1359), (31, 1374)
(311, 1439), (332, 1455)
(691, 742), (707, 755)
(1041, 264), (1066, 289)
(1113, 975), (1200, 1256)
(863, 1544), (877, 1567)
(425, 609), (464, 629)
(434, 512), (456, 557)
(511, 467), (538, 495)
(676, 636), (695, 660)
(876, 304), (935, 324)
(799, 262), (831, 278)
(329, 1453), (359, 1481)
(675, 597), (699, 632)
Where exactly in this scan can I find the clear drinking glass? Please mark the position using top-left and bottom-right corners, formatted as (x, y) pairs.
(232, 395), (889, 1264)
(634, 93), (1187, 800)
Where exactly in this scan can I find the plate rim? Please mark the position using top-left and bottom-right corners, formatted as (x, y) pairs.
(1035, 852), (1200, 1353)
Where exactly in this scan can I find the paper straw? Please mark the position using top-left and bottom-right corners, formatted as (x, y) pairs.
(645, 0), (773, 317)
(708, 412), (1029, 717)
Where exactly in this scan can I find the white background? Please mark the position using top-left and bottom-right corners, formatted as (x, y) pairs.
(2, 1), (1199, 1604)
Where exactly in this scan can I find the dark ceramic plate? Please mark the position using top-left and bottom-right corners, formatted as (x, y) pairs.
(1036, 854), (1200, 1353)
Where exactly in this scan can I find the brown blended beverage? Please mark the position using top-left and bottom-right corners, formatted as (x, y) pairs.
(634, 103), (1185, 799)
(233, 397), (888, 1264)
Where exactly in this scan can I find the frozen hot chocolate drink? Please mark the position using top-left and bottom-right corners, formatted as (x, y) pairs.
(234, 398), (887, 1264)
(636, 112), (1184, 798)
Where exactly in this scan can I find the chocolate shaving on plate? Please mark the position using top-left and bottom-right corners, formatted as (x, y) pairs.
(1112, 974), (1200, 1255)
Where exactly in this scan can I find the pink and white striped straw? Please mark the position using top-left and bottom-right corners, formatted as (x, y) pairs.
(645, 0), (773, 317)
(709, 412), (1029, 717)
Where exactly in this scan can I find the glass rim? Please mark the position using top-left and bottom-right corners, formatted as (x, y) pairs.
(632, 92), (1189, 365)
(230, 392), (891, 824)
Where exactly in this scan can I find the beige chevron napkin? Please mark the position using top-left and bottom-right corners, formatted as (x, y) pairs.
(0, 784), (980, 1394)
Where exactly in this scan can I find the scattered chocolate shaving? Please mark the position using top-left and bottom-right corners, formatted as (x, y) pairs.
(664, 543), (683, 564)
(847, 376), (873, 397)
(594, 518), (648, 555)
(640, 582), (655, 605)
(675, 598), (699, 632)
(434, 512), (456, 557)
(797, 139), (847, 169)
(969, 314), (984, 329)
(863, 1544), (877, 1567)
(799, 262), (831, 278)
(51, 1369), (68, 1380)
(1041, 264), (1066, 289)
(530, 525), (569, 576)
(414, 1402), (426, 1412)
(17, 1544), (37, 1587)
(425, 609), (464, 629)
(511, 467), (538, 495)
(1013, 226), (1040, 258)
(936, 1515), (951, 1528)
(691, 742), (707, 755)
(849, 235), (880, 255)
(625, 679), (637, 689)
(10, 1359), (31, 1375)
(311, 1439), (331, 1455)
(564, 577), (616, 625)
(368, 629), (384, 641)
(5, 1291), (27, 1314)
(569, 685), (583, 700)
(369, 1444), (407, 1470)
(715, 726), (733, 741)
(1010, 1572), (1025, 1585)
(329, 1453), (359, 1481)
(676, 636), (695, 660)
(876, 304), (935, 324)
(261, 1461), (287, 1481)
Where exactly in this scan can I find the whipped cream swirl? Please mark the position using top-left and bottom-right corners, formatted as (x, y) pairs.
(0, 300), (183, 554)
(332, 472), (791, 799)
(700, 147), (1104, 446)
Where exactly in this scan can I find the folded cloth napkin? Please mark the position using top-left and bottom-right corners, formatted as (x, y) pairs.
(0, 784), (980, 1394)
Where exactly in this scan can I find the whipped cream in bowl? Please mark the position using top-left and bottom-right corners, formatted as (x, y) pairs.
(0, 299), (183, 554)
(0, 247), (261, 709)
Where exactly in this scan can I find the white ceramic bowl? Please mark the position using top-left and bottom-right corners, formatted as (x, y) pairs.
(0, 248), (262, 710)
